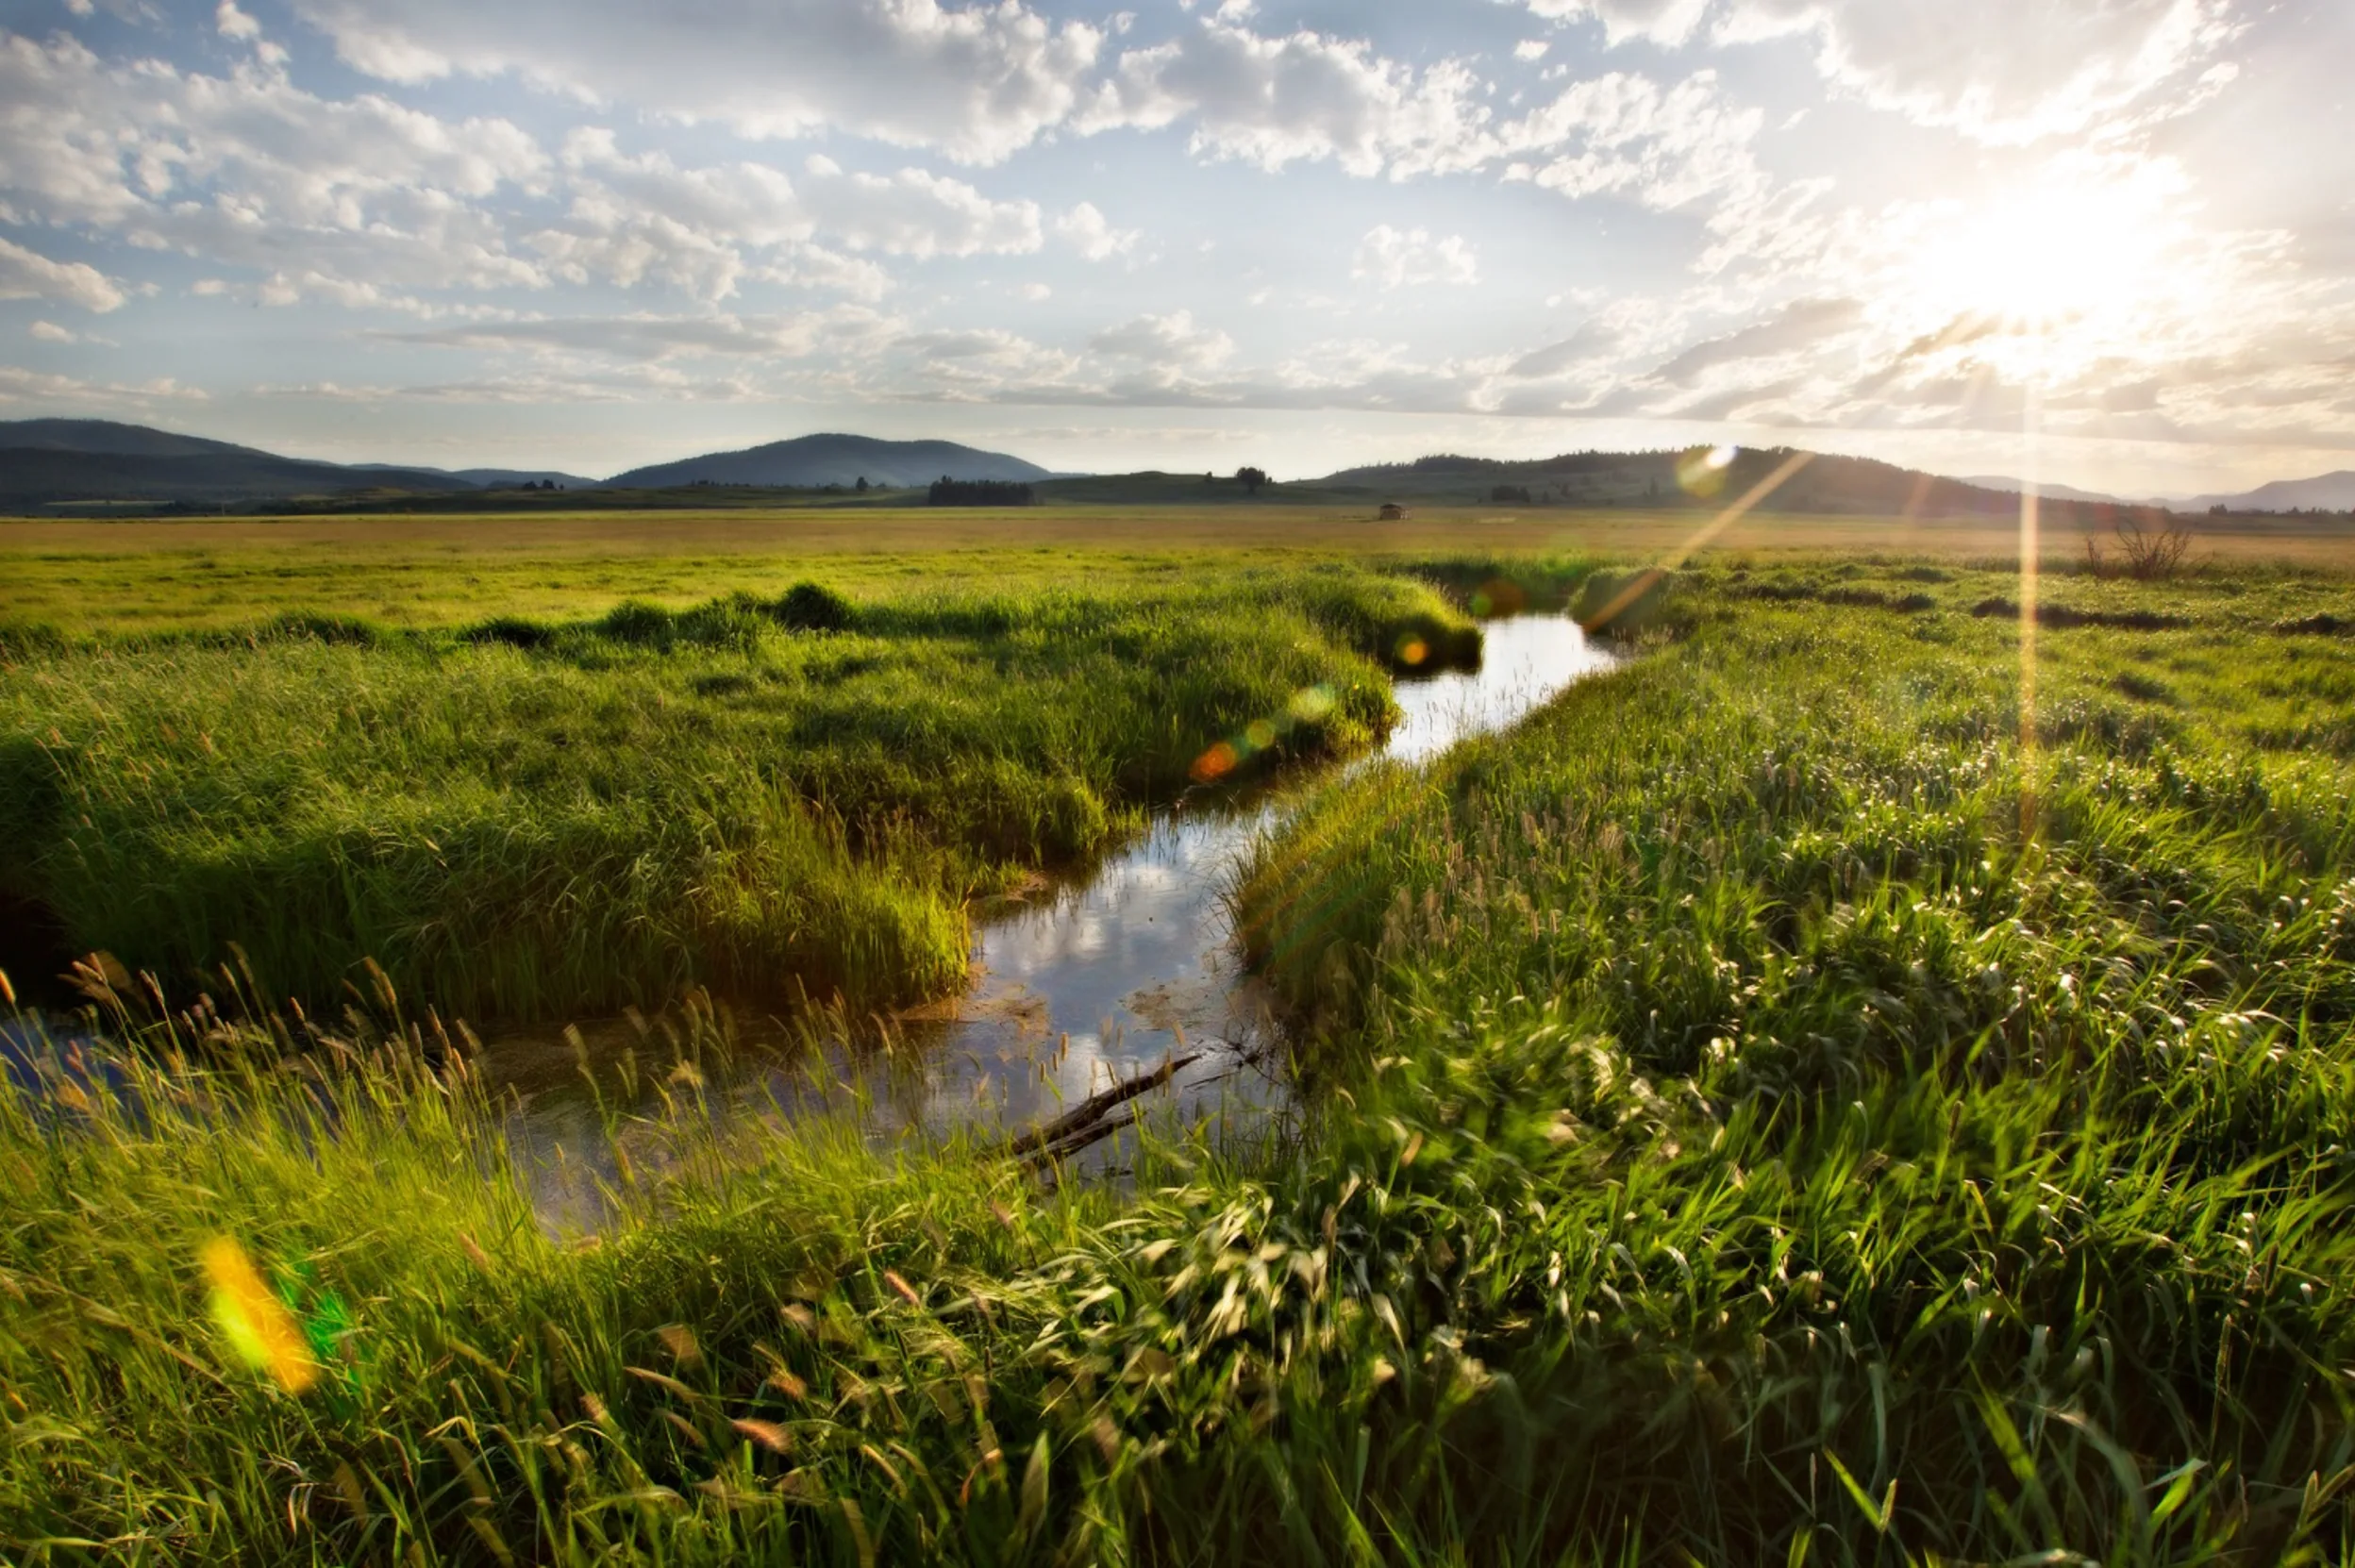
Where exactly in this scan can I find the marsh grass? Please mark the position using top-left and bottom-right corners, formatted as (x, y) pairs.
(5, 556), (2355, 1564)
(0, 568), (1471, 1022)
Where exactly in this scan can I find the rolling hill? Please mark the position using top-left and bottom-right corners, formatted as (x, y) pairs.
(1312, 448), (2035, 516)
(0, 421), (485, 507)
(4, 418), (2347, 524)
(602, 433), (1053, 490)
(2186, 471), (2355, 512)
(0, 418), (269, 460)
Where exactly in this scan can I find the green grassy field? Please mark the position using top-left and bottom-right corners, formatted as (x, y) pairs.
(0, 566), (1475, 1022)
(5, 533), (2355, 1563)
(5, 505), (2350, 635)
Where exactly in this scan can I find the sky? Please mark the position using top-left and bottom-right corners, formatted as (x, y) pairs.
(0, 0), (2349, 494)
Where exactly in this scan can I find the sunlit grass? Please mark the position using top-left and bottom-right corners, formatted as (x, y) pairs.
(4, 553), (2354, 1562)
(0, 568), (1470, 1021)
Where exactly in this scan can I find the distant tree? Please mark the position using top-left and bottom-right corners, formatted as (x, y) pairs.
(1235, 466), (1271, 494)
(929, 478), (1035, 507)
(856, 475), (869, 492)
(1490, 484), (1533, 504)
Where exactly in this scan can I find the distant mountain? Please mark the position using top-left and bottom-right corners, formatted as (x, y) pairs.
(0, 457), (479, 509)
(346, 465), (596, 489)
(448, 468), (596, 489)
(1314, 448), (2042, 517)
(604, 433), (1053, 490)
(2183, 471), (2355, 512)
(0, 419), (486, 507)
(1960, 475), (2134, 506)
(0, 418), (268, 461)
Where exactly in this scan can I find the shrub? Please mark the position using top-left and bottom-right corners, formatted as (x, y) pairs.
(772, 582), (856, 633)
(674, 598), (768, 652)
(459, 616), (556, 651)
(598, 600), (676, 647)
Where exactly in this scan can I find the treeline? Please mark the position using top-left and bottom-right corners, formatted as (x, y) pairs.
(927, 478), (1034, 507)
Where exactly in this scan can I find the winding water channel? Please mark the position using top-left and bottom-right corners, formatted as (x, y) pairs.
(0, 614), (1617, 1227)
(492, 612), (1616, 1226)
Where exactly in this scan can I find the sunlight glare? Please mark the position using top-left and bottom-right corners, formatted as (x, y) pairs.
(1897, 156), (2191, 383)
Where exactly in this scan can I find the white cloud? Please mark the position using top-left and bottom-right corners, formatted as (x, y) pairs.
(215, 1), (261, 40)
(1513, 40), (1550, 61)
(283, 0), (1105, 164)
(29, 320), (77, 342)
(0, 35), (1030, 312)
(1353, 225), (1478, 288)
(1525, 0), (1712, 47)
(1055, 201), (1140, 261)
(0, 365), (208, 408)
(0, 31), (548, 305)
(535, 136), (1035, 302)
(0, 235), (125, 312)
(755, 245), (894, 302)
(795, 157), (1042, 259)
(1529, 0), (2236, 144)
(1647, 295), (1861, 383)
(1721, 0), (2238, 143)
(1082, 22), (1499, 177)
(1502, 71), (1762, 210)
(1088, 310), (1236, 374)
(388, 306), (902, 363)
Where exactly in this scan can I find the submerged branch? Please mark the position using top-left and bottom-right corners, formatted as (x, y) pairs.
(1006, 1051), (1201, 1161)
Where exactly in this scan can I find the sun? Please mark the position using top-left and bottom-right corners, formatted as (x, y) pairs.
(1893, 155), (2194, 382)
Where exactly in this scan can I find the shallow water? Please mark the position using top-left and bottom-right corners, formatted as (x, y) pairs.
(493, 613), (1617, 1226)
(1, 617), (1618, 1226)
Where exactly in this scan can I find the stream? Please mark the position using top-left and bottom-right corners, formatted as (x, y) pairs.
(490, 612), (1617, 1227)
(0, 614), (1618, 1228)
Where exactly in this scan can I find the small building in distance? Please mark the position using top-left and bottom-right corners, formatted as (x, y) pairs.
(1378, 501), (1411, 520)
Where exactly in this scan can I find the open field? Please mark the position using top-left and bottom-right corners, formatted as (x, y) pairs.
(4, 506), (2351, 634)
(6, 537), (2355, 1563)
(0, 566), (1472, 1021)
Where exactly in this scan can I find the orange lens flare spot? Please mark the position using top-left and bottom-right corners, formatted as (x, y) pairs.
(1190, 742), (1239, 784)
(1396, 637), (1428, 666)
(202, 1237), (319, 1394)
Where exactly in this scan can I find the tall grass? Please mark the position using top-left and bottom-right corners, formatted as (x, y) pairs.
(5, 558), (2354, 1563)
(1228, 558), (2355, 1559)
(0, 569), (1470, 1022)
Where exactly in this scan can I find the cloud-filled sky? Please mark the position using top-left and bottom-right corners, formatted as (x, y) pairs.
(0, 0), (2348, 492)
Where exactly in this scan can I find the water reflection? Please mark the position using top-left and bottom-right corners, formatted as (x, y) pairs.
(493, 613), (1617, 1222)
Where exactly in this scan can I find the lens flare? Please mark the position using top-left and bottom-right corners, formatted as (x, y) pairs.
(1396, 636), (1428, 666)
(1288, 684), (1336, 723)
(203, 1236), (319, 1393)
(1190, 742), (1239, 784)
(1579, 451), (1816, 636)
(1193, 684), (1346, 785)
(1676, 444), (1740, 500)
(1468, 577), (1526, 620)
(2018, 377), (2042, 842)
